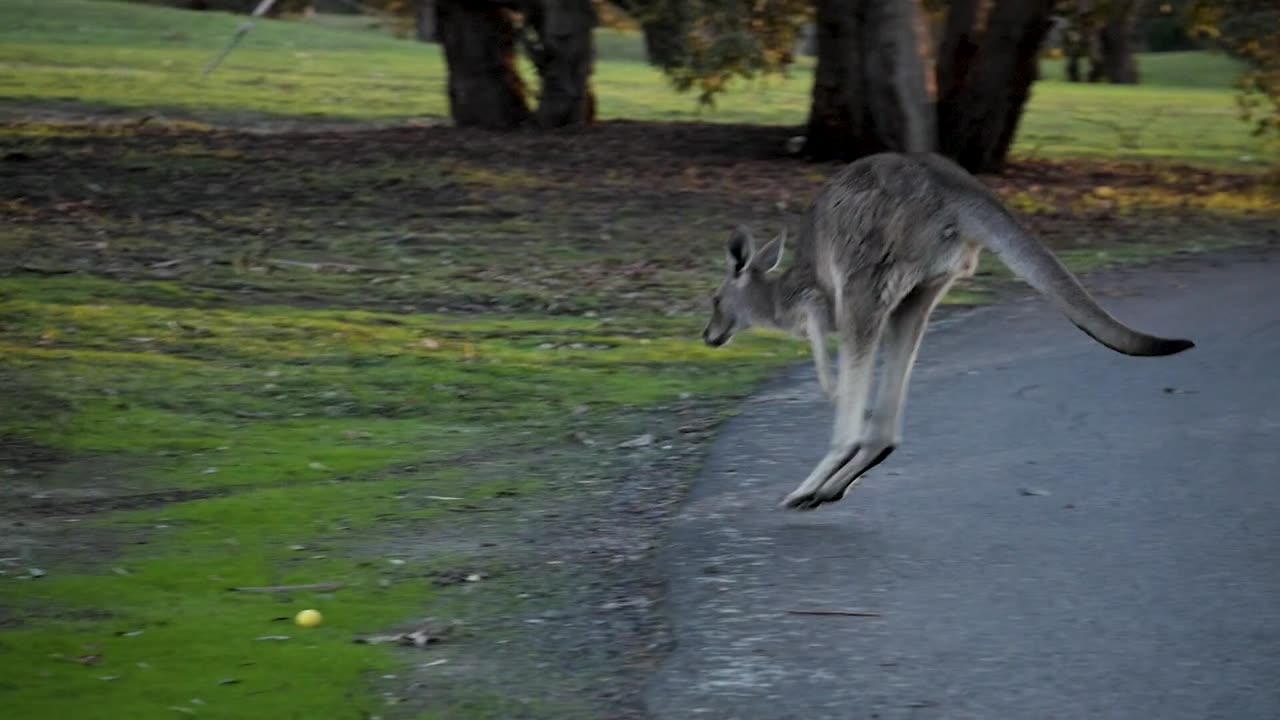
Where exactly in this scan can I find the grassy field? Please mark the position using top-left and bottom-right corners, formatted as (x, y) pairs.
(0, 277), (795, 718)
(0, 0), (1273, 168)
(1, 2), (1277, 719)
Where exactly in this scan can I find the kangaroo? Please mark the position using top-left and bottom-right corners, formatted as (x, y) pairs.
(702, 226), (841, 401)
(701, 152), (1194, 511)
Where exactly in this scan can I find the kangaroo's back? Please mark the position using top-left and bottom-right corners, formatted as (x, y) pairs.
(804, 153), (965, 306)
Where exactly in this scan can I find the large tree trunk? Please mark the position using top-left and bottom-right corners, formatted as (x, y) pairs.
(936, 0), (1055, 173)
(435, 0), (529, 129)
(1097, 0), (1142, 84)
(805, 0), (936, 161)
(610, 0), (687, 68)
(640, 1), (689, 68)
(415, 0), (437, 43)
(523, 0), (597, 128)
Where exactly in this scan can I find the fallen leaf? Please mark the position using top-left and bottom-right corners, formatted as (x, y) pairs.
(403, 629), (436, 648)
(353, 621), (457, 648)
(618, 433), (654, 449)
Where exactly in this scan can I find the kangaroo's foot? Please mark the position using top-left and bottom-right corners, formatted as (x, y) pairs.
(781, 443), (863, 511)
(782, 443), (896, 510)
(813, 443), (896, 504)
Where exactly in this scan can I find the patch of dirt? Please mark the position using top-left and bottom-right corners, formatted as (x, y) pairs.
(0, 514), (139, 575)
(0, 605), (114, 631)
(0, 436), (64, 476)
(4, 487), (225, 518)
(3, 110), (1273, 319)
(358, 403), (739, 720)
(0, 440), (223, 576)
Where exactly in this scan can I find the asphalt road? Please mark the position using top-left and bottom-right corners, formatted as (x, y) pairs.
(646, 250), (1280, 720)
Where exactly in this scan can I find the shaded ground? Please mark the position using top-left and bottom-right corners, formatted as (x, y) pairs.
(1, 112), (1277, 718)
(3, 115), (1274, 316)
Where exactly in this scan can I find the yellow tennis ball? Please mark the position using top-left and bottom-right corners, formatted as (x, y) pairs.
(295, 609), (323, 628)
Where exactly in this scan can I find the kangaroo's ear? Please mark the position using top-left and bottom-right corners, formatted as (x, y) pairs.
(726, 226), (754, 276)
(750, 229), (786, 273)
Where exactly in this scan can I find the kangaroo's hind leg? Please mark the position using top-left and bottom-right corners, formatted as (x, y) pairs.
(813, 276), (954, 504)
(782, 304), (886, 510)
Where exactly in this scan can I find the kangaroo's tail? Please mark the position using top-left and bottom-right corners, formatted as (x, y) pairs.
(951, 183), (1194, 357)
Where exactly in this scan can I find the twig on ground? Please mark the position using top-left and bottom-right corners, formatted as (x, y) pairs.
(785, 608), (881, 617)
(264, 258), (387, 273)
(229, 582), (344, 594)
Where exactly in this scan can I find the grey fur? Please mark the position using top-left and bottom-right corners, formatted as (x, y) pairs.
(701, 152), (1195, 511)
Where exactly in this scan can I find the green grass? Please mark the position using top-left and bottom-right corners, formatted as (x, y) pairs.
(0, 0), (1272, 167)
(0, 276), (803, 719)
(1013, 80), (1265, 166)
(4, 501), (439, 719)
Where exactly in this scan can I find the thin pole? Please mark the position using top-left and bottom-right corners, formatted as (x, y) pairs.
(203, 0), (280, 76)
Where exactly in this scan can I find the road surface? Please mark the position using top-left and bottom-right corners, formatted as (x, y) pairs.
(647, 249), (1280, 720)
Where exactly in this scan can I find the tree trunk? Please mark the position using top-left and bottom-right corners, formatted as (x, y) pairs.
(415, 0), (437, 43)
(1097, 0), (1141, 84)
(608, 0), (686, 68)
(805, 0), (936, 161)
(936, 0), (1055, 173)
(640, 1), (689, 68)
(1062, 1), (1090, 83)
(795, 22), (817, 58)
(435, 0), (529, 129)
(523, 0), (597, 128)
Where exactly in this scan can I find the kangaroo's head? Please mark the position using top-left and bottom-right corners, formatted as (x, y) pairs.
(702, 226), (786, 347)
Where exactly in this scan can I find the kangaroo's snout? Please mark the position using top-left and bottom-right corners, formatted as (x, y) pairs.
(702, 325), (728, 347)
